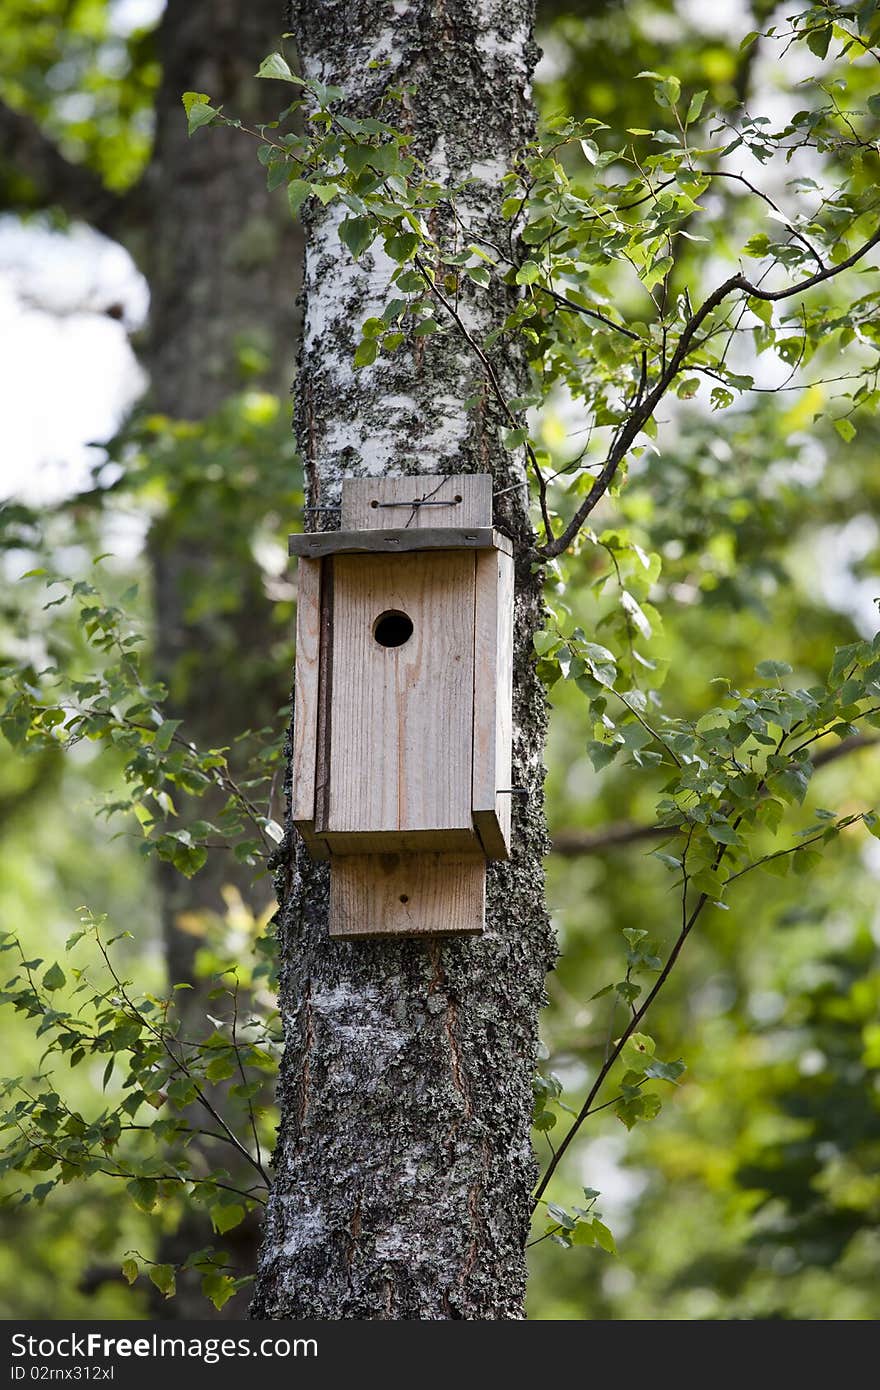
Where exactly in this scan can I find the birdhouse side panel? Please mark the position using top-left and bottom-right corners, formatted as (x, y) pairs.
(291, 555), (330, 859)
(322, 551), (478, 852)
(472, 547), (515, 859)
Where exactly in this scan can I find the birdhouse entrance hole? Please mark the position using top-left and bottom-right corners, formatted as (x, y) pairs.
(373, 610), (413, 648)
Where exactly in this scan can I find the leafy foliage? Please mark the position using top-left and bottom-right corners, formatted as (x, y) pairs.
(179, 9), (880, 1247)
(0, 0), (158, 192)
(0, 902), (277, 1310)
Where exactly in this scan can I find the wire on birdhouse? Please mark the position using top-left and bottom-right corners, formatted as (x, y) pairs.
(373, 499), (460, 508)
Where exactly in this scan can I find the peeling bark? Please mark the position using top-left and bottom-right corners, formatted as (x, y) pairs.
(252, 0), (554, 1321)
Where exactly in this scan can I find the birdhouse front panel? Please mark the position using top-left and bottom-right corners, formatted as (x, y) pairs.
(322, 550), (476, 853)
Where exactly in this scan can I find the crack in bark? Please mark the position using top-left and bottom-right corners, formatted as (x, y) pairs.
(444, 998), (473, 1121)
(294, 978), (313, 1140)
(345, 1193), (362, 1275)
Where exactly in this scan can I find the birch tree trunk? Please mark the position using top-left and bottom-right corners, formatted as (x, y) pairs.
(252, 0), (555, 1321)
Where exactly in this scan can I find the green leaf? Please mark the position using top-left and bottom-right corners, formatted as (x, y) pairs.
(755, 659), (792, 680)
(395, 269), (426, 292)
(181, 92), (209, 115)
(643, 255), (674, 290)
(533, 630), (559, 656)
(256, 53), (298, 83)
(160, 835), (208, 877)
(592, 1219), (616, 1254)
(385, 232), (420, 262)
(834, 417), (856, 444)
(621, 1032), (655, 1072)
(287, 179), (311, 217)
(467, 265), (491, 288)
(677, 377), (700, 400)
(686, 90), (707, 125)
(572, 1220), (596, 1246)
(202, 1270), (237, 1311)
(42, 962), (66, 992)
(653, 851), (682, 872)
(502, 426), (528, 450)
(339, 216), (375, 259)
(587, 740), (620, 771)
(793, 849), (822, 877)
(121, 1258), (139, 1286)
(182, 94), (218, 136)
(127, 1178), (158, 1214)
(743, 233), (770, 258)
(644, 1057), (685, 1083)
(353, 338), (378, 368)
(515, 262), (542, 285)
(691, 868), (727, 900)
(637, 70), (681, 108)
(773, 766), (810, 805)
(148, 1264), (176, 1298)
(806, 25), (831, 59)
(707, 823), (740, 846)
(153, 719), (181, 753)
(211, 1203), (245, 1234)
(623, 928), (648, 946)
(205, 1053), (237, 1083)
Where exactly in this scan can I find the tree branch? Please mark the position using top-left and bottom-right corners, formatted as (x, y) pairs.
(531, 878), (711, 1209)
(551, 820), (671, 857)
(537, 223), (880, 560)
(550, 734), (879, 857)
(0, 98), (123, 234)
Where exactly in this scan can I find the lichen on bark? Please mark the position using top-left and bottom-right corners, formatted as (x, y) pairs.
(252, 0), (555, 1320)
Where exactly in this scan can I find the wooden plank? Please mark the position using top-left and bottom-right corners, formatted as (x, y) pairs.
(323, 551), (477, 844)
(472, 548), (515, 859)
(310, 556), (334, 856)
(341, 473), (491, 530)
(289, 527), (512, 558)
(291, 556), (329, 858)
(324, 826), (478, 855)
(330, 852), (485, 937)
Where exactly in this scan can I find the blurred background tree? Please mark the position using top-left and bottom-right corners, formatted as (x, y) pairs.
(1, 0), (301, 1317)
(0, 0), (878, 1320)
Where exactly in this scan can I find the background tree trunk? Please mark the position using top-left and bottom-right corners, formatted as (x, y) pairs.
(252, 0), (555, 1321)
(141, 0), (300, 1318)
(1, 0), (301, 1317)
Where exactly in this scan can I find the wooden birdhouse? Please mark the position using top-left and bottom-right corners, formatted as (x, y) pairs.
(289, 474), (514, 938)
